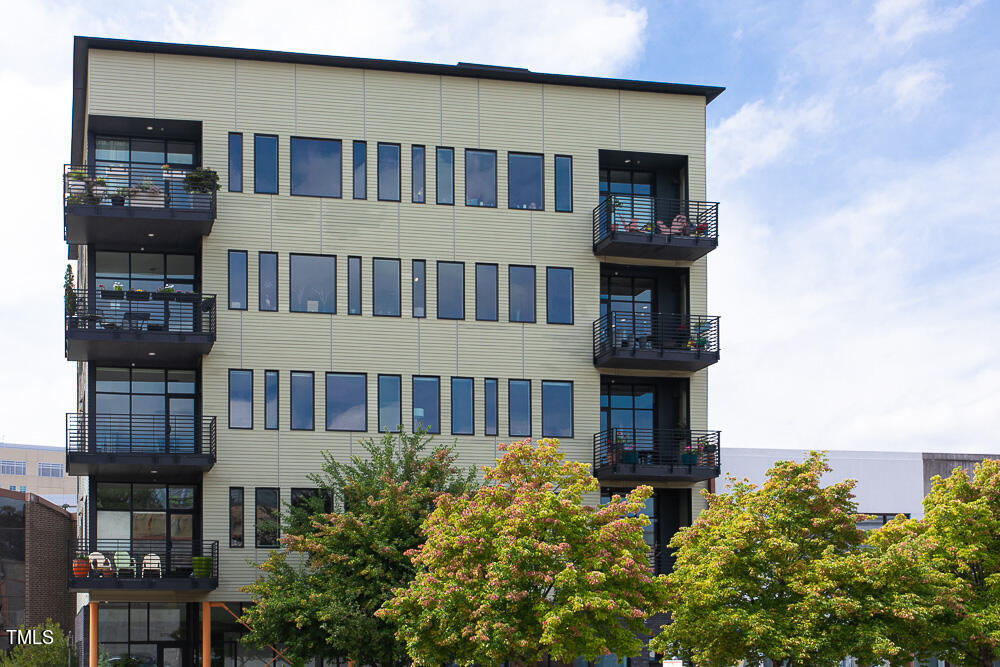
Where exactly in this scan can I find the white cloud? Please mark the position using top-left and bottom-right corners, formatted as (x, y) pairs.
(870, 0), (982, 45)
(878, 61), (947, 117)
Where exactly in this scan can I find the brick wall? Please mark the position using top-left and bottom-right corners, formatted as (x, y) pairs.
(24, 493), (75, 632)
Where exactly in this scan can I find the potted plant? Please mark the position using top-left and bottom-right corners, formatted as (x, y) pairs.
(192, 556), (212, 578)
(129, 180), (164, 208)
(126, 288), (149, 301)
(64, 264), (77, 319)
(162, 163), (187, 180)
(183, 167), (219, 211)
(72, 557), (90, 578)
(101, 282), (125, 299)
(680, 442), (699, 465)
(66, 169), (88, 194)
(151, 284), (175, 301)
(111, 186), (128, 206)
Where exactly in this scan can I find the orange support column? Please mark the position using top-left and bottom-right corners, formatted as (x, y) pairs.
(202, 601), (211, 666)
(88, 601), (98, 667)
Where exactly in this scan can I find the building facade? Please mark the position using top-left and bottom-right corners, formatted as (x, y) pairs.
(0, 443), (77, 510)
(64, 36), (723, 666)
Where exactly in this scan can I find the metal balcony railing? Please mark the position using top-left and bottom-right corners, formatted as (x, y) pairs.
(69, 538), (219, 582)
(593, 195), (719, 246)
(66, 413), (217, 457)
(66, 288), (216, 337)
(63, 163), (217, 213)
(593, 428), (721, 470)
(593, 312), (720, 359)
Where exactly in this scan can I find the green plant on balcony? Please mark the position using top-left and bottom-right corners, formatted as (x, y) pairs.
(63, 264), (76, 317)
(183, 167), (220, 194)
(130, 179), (162, 195)
(65, 172), (107, 205)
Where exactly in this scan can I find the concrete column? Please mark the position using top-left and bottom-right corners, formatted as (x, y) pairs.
(202, 601), (211, 667)
(88, 601), (98, 667)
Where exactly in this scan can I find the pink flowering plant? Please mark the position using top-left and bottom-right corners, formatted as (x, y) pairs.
(378, 438), (669, 666)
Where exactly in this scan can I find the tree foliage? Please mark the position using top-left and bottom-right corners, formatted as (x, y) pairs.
(240, 430), (477, 666)
(379, 438), (669, 666)
(0, 619), (75, 667)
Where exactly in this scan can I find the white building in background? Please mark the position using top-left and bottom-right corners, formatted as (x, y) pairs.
(0, 442), (77, 510)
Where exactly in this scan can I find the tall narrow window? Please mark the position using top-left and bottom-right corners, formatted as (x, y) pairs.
(290, 371), (314, 430)
(254, 134), (278, 194)
(555, 155), (573, 212)
(377, 143), (401, 201)
(228, 133), (243, 192)
(378, 374), (402, 433)
(229, 487), (244, 548)
(264, 370), (279, 430)
(412, 376), (440, 434)
(451, 377), (474, 435)
(508, 379), (531, 437)
(509, 265), (536, 323)
(290, 254), (336, 313)
(412, 260), (426, 318)
(412, 145), (425, 203)
(465, 149), (497, 207)
(353, 141), (367, 199)
(437, 262), (465, 320)
(542, 381), (573, 438)
(436, 147), (454, 205)
(348, 256), (361, 315)
(508, 153), (543, 210)
(485, 378), (498, 436)
(475, 263), (498, 321)
(228, 250), (247, 310)
(255, 487), (279, 548)
(373, 258), (401, 316)
(326, 373), (367, 431)
(546, 267), (573, 324)
(259, 252), (277, 311)
(229, 369), (253, 429)
(291, 137), (342, 197)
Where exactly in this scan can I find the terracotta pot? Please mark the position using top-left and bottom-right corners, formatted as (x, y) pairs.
(72, 559), (90, 577)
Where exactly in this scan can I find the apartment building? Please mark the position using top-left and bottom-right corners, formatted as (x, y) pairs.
(0, 442), (77, 509)
(63, 36), (723, 666)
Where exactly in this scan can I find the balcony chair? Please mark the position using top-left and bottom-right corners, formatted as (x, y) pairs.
(113, 551), (136, 577)
(88, 551), (112, 577)
(141, 553), (163, 578)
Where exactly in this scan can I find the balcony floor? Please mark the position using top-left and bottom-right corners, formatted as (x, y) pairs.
(594, 233), (717, 261)
(67, 452), (215, 479)
(594, 347), (720, 372)
(66, 330), (214, 364)
(69, 575), (217, 592)
(594, 462), (720, 484)
(65, 204), (214, 250)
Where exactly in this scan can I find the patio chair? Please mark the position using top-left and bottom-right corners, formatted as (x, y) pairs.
(113, 551), (136, 577)
(122, 311), (150, 331)
(141, 553), (163, 578)
(88, 551), (111, 576)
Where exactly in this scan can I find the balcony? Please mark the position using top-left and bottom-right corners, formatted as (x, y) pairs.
(69, 538), (218, 591)
(593, 312), (720, 372)
(65, 288), (216, 363)
(593, 196), (718, 261)
(593, 428), (720, 483)
(63, 164), (216, 249)
(66, 413), (216, 477)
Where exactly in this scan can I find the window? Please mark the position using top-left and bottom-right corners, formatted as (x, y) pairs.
(437, 262), (465, 319)
(229, 487), (244, 548)
(254, 134), (278, 194)
(542, 381), (573, 438)
(508, 153), (543, 210)
(377, 143), (401, 201)
(353, 141), (367, 199)
(451, 377), (474, 435)
(509, 265), (536, 323)
(228, 133), (243, 192)
(290, 488), (333, 513)
(546, 267), (574, 324)
(436, 147), (454, 205)
(326, 373), (367, 431)
(38, 462), (64, 478)
(264, 370), (279, 430)
(555, 155), (573, 212)
(378, 374), (402, 432)
(255, 488), (279, 548)
(412, 376), (440, 434)
(508, 380), (531, 437)
(229, 369), (253, 429)
(290, 137), (342, 197)
(259, 252), (277, 311)
(95, 368), (196, 453)
(228, 250), (247, 310)
(475, 263), (498, 321)
(290, 371), (314, 430)
(485, 378), (498, 436)
(290, 254), (336, 313)
(465, 149), (497, 207)
(0, 461), (25, 476)
(412, 260), (426, 318)
(370, 258), (401, 316)
(347, 256), (361, 315)
(412, 145), (425, 203)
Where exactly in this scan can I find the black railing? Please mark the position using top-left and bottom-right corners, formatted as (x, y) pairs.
(66, 413), (217, 457)
(63, 163), (216, 213)
(593, 312), (719, 358)
(593, 428), (721, 470)
(593, 195), (718, 245)
(66, 288), (216, 337)
(69, 538), (219, 581)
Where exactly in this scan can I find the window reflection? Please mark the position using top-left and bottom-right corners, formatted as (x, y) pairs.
(508, 153), (543, 210)
(291, 137), (342, 197)
(290, 254), (336, 313)
(412, 376), (440, 433)
(508, 380), (531, 437)
(465, 150), (496, 207)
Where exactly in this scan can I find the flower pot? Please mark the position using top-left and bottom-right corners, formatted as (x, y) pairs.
(681, 453), (698, 465)
(126, 290), (150, 301)
(101, 290), (125, 300)
(110, 196), (125, 206)
(72, 558), (90, 578)
(192, 556), (212, 578)
(151, 292), (174, 301)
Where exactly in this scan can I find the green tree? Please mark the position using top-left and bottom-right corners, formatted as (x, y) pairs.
(378, 438), (669, 666)
(0, 619), (75, 667)
(64, 264), (76, 316)
(240, 430), (476, 666)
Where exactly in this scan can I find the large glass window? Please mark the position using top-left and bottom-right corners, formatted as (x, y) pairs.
(255, 488), (279, 548)
(509, 265), (536, 323)
(412, 145), (425, 203)
(348, 256), (361, 315)
(373, 258), (401, 316)
(38, 462), (64, 477)
(412, 376), (440, 434)
(259, 252), (277, 311)
(290, 137), (342, 197)
(264, 370), (278, 430)
(485, 378), (498, 436)
(465, 150), (497, 207)
(290, 371), (314, 430)
(508, 380), (531, 437)
(290, 254), (336, 313)
(228, 133), (243, 192)
(378, 375), (402, 433)
(412, 260), (426, 318)
(95, 368), (196, 454)
(377, 143), (401, 201)
(437, 262), (465, 319)
(555, 155), (573, 212)
(600, 383), (655, 449)
(229, 487), (244, 548)
(436, 147), (454, 205)
(546, 267), (574, 324)
(353, 141), (367, 199)
(475, 263), (498, 321)
(451, 377), (474, 435)
(229, 369), (253, 429)
(326, 373), (367, 431)
(542, 381), (573, 438)
(0, 461), (25, 475)
(228, 250), (247, 310)
(508, 153), (543, 210)
(254, 134), (278, 194)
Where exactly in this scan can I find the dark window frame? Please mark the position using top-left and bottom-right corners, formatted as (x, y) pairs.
(545, 266), (574, 325)
(229, 486), (244, 548)
(541, 379), (574, 439)
(507, 379), (532, 438)
(353, 140), (367, 200)
(264, 369), (279, 431)
(290, 370), (315, 431)
(508, 264), (537, 323)
(325, 372), (368, 432)
(475, 263), (499, 322)
(411, 145), (426, 203)
(507, 151), (545, 211)
(288, 252), (337, 314)
(347, 255), (362, 316)
(255, 487), (280, 548)
(435, 146), (455, 205)
(372, 257), (402, 317)
(289, 135), (343, 198)
(450, 376), (475, 436)
(228, 250), (248, 311)
(259, 251), (278, 312)
(228, 369), (253, 430)
(464, 148), (498, 208)
(377, 142), (402, 202)
(436, 261), (466, 320)
(412, 375), (442, 435)
(412, 259), (426, 318)
(554, 154), (573, 212)
(484, 378), (498, 436)
(253, 133), (279, 195)
(228, 132), (243, 193)
(378, 374), (403, 433)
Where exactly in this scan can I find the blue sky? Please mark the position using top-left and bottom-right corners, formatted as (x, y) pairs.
(0, 0), (997, 453)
